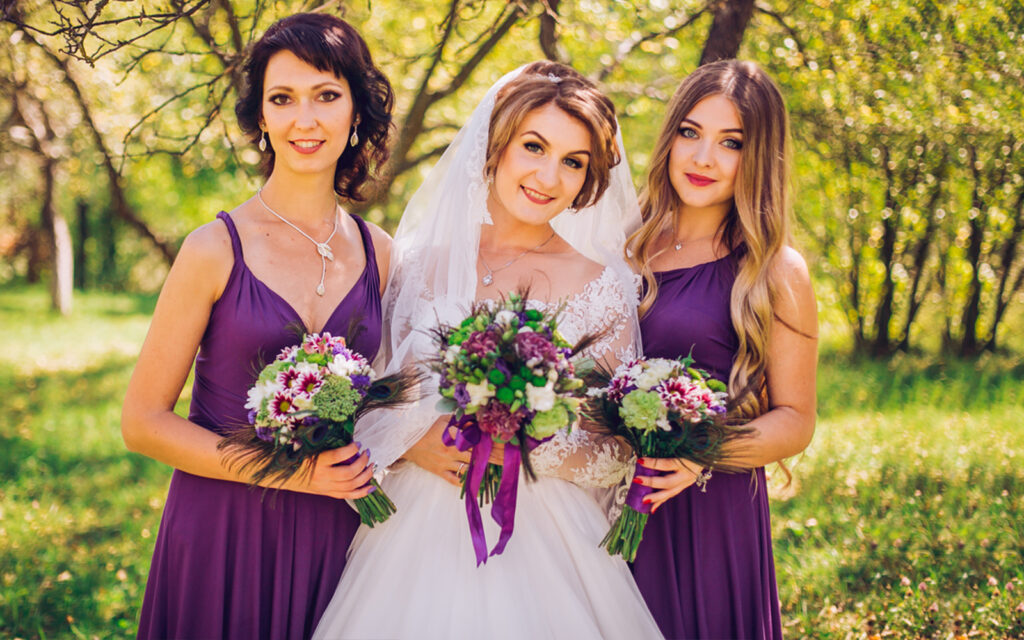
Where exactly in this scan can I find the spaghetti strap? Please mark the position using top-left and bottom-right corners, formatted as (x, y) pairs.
(350, 214), (380, 293)
(216, 211), (244, 261)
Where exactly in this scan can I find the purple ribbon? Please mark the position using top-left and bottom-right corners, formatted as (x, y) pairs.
(625, 462), (669, 514)
(443, 416), (544, 566)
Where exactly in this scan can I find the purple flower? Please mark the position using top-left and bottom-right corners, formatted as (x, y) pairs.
(494, 358), (512, 379)
(454, 383), (471, 408)
(247, 408), (258, 425)
(463, 330), (500, 358)
(255, 426), (276, 442)
(350, 374), (371, 390)
(476, 401), (524, 442)
(515, 331), (557, 365)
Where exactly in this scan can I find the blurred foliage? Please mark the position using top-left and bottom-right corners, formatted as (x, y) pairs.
(1, 0), (1022, 355)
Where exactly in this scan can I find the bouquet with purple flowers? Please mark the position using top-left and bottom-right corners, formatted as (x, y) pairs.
(432, 292), (594, 565)
(219, 332), (417, 526)
(588, 354), (751, 561)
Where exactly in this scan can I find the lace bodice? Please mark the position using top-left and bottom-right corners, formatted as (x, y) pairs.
(514, 266), (638, 492)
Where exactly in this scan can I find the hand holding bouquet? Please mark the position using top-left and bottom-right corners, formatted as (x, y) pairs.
(432, 292), (591, 565)
(219, 332), (417, 526)
(588, 354), (751, 561)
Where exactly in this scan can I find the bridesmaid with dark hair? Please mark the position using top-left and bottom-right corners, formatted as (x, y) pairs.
(121, 13), (394, 638)
(626, 60), (818, 639)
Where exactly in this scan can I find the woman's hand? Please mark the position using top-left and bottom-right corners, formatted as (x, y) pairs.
(633, 457), (703, 512)
(278, 443), (375, 500)
(403, 416), (472, 486)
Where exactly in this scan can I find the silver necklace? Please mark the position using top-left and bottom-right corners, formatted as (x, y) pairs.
(672, 229), (717, 251)
(479, 231), (556, 286)
(256, 189), (339, 296)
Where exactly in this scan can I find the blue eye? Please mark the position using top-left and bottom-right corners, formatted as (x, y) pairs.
(678, 126), (698, 139)
(723, 138), (743, 150)
(563, 157), (584, 170)
(524, 141), (543, 153)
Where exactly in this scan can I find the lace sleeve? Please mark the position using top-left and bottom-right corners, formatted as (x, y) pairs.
(529, 268), (639, 496)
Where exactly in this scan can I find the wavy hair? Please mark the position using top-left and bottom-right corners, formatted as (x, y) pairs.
(235, 13), (394, 202)
(627, 60), (792, 421)
(485, 61), (620, 210)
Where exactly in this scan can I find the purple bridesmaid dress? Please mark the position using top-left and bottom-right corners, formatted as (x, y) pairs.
(137, 211), (382, 639)
(632, 250), (783, 640)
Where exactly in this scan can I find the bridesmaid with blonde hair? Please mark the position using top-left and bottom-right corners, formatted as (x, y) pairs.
(627, 60), (818, 639)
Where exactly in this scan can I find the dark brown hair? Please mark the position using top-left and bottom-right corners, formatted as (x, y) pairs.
(235, 13), (394, 202)
(485, 61), (619, 210)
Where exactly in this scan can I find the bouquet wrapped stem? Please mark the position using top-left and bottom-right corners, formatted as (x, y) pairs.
(431, 291), (594, 564)
(219, 332), (418, 527)
(588, 355), (752, 561)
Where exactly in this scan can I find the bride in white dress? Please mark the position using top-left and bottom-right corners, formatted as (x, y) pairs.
(314, 62), (662, 639)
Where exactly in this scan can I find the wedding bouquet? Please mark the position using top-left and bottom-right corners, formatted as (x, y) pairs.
(432, 292), (592, 564)
(219, 332), (417, 526)
(588, 354), (750, 561)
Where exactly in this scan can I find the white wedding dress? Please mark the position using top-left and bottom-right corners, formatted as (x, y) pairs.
(313, 267), (662, 640)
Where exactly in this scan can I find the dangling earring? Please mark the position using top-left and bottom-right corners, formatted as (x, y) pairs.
(258, 131), (267, 152)
(349, 123), (359, 147)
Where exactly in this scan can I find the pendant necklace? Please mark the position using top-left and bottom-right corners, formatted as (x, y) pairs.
(256, 188), (339, 296)
(672, 228), (717, 251)
(480, 230), (556, 286)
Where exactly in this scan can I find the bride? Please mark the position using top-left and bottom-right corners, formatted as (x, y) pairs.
(313, 62), (662, 639)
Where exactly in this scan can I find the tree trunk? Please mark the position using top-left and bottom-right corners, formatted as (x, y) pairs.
(959, 146), (987, 356)
(539, 0), (567, 63)
(870, 145), (899, 356)
(74, 199), (88, 289)
(699, 0), (756, 65)
(39, 157), (73, 314)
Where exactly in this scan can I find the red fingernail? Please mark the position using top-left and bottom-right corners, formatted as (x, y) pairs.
(637, 457), (646, 465)
(632, 477), (643, 484)
(652, 504), (659, 514)
(642, 497), (651, 504)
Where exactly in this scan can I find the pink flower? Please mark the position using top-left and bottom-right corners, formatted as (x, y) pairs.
(515, 331), (557, 365)
(463, 330), (500, 358)
(476, 401), (524, 442)
(295, 370), (324, 398)
(277, 367), (301, 390)
(276, 345), (298, 362)
(269, 391), (297, 421)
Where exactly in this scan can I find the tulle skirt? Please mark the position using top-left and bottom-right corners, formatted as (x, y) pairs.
(313, 463), (662, 639)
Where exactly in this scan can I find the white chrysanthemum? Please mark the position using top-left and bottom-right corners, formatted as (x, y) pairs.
(494, 309), (518, 326)
(465, 380), (494, 407)
(327, 354), (363, 378)
(443, 344), (461, 364)
(245, 379), (278, 412)
(636, 359), (675, 390)
(525, 381), (556, 412)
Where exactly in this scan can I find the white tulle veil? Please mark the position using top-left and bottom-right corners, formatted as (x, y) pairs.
(356, 65), (642, 472)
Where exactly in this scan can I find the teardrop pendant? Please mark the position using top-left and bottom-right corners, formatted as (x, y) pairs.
(316, 282), (326, 296)
(482, 273), (493, 286)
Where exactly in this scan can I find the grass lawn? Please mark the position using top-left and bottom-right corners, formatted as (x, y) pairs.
(0, 286), (1021, 638)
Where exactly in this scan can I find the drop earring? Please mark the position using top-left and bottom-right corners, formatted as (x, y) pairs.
(258, 131), (267, 152)
(349, 123), (359, 147)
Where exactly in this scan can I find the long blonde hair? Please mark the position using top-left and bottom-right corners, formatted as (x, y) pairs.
(627, 60), (792, 421)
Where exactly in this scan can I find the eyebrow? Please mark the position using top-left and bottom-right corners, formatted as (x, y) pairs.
(681, 117), (743, 135)
(265, 82), (345, 93)
(522, 130), (591, 156)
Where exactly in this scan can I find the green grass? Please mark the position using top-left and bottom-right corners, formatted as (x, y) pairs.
(1, 286), (1022, 638)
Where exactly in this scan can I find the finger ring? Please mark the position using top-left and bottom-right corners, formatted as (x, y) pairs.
(457, 462), (466, 475)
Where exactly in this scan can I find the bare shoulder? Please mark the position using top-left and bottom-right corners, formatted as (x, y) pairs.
(171, 217), (235, 300)
(768, 246), (817, 336)
(363, 219), (393, 255)
(362, 219), (393, 287)
(178, 217), (233, 266)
